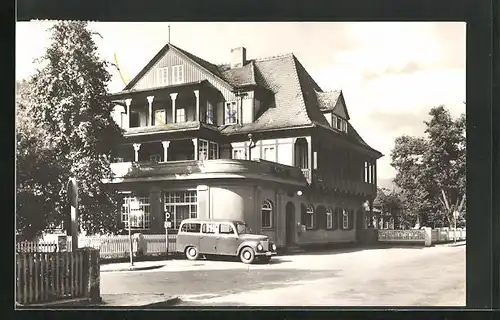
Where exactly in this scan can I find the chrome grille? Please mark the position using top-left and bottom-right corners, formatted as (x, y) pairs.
(262, 240), (269, 251)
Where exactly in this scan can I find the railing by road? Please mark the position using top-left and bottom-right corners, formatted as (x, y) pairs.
(378, 227), (466, 247)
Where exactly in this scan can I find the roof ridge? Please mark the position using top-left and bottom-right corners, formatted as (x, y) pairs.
(252, 52), (294, 62)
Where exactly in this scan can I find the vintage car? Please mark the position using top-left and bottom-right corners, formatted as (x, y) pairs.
(176, 218), (277, 264)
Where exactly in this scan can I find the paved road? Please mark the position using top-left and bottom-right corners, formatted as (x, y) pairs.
(100, 245), (465, 307)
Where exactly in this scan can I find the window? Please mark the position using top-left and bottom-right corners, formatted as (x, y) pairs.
(199, 140), (219, 160)
(219, 224), (235, 235)
(206, 102), (214, 125)
(261, 200), (273, 229)
(332, 114), (348, 133)
(155, 109), (166, 126)
(263, 146), (276, 162)
(306, 205), (314, 229)
(164, 191), (198, 229)
(172, 65), (184, 84)
(202, 223), (217, 234)
(342, 209), (349, 230)
(176, 108), (186, 123)
(233, 149), (245, 160)
(225, 101), (238, 124)
(156, 67), (168, 86)
(150, 154), (161, 163)
(121, 196), (151, 229)
(181, 223), (201, 233)
(326, 207), (333, 229)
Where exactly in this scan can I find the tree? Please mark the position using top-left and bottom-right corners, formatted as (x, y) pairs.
(19, 21), (123, 236)
(16, 80), (66, 239)
(374, 187), (403, 228)
(390, 106), (466, 227)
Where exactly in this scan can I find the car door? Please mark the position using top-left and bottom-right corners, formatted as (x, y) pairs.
(216, 223), (240, 256)
(199, 222), (218, 254)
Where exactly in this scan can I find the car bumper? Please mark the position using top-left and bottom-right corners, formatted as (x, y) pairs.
(256, 251), (277, 256)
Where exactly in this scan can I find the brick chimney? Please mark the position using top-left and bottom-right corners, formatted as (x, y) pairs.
(230, 47), (246, 69)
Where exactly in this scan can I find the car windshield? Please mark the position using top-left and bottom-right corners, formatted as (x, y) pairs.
(236, 223), (252, 235)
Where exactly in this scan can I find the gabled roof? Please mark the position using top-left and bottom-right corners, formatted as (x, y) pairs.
(123, 43), (233, 91)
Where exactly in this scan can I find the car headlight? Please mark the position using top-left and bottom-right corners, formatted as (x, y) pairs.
(257, 243), (263, 251)
(271, 243), (276, 251)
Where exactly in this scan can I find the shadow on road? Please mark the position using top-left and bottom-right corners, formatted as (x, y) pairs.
(281, 245), (427, 257)
(101, 268), (341, 301)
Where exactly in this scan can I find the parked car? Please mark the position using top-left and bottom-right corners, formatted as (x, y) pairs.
(176, 218), (277, 264)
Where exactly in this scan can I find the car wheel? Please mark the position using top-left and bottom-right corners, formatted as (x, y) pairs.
(185, 246), (200, 260)
(239, 247), (255, 264)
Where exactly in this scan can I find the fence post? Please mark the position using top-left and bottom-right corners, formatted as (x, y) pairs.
(81, 247), (101, 303)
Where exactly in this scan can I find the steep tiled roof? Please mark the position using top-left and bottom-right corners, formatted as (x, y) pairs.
(121, 43), (381, 156)
(316, 90), (341, 112)
(220, 54), (314, 134)
(219, 61), (257, 87)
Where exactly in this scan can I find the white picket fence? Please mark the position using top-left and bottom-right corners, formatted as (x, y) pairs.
(22, 234), (179, 260)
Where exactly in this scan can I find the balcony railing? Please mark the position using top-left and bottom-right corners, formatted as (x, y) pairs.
(108, 159), (308, 186)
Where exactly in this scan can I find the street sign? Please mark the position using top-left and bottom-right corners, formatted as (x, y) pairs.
(129, 198), (140, 210)
(165, 212), (171, 219)
(164, 221), (172, 229)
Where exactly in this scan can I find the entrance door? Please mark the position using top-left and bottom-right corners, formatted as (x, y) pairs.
(285, 202), (296, 246)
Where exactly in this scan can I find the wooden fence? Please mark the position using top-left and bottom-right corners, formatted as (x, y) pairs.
(17, 241), (58, 253)
(58, 234), (178, 259)
(16, 249), (99, 305)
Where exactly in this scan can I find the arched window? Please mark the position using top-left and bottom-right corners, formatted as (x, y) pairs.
(342, 208), (349, 230)
(326, 207), (334, 229)
(306, 205), (314, 229)
(261, 200), (273, 229)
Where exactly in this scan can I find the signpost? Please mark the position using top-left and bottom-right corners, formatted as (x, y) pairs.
(66, 178), (79, 251)
(165, 211), (171, 254)
(128, 197), (140, 266)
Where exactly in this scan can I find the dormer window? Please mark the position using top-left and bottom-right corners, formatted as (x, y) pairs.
(332, 114), (348, 133)
(225, 101), (238, 124)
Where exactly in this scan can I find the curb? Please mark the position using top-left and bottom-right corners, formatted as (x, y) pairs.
(16, 297), (93, 308)
(100, 264), (166, 273)
(142, 297), (182, 307)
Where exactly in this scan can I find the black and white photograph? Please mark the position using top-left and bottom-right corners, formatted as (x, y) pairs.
(16, 21), (466, 308)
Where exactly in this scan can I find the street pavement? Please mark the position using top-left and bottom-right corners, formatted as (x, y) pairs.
(100, 245), (465, 307)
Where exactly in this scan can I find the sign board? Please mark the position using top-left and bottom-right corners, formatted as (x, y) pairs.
(58, 235), (68, 252)
(164, 221), (172, 229)
(165, 212), (171, 219)
(129, 198), (140, 210)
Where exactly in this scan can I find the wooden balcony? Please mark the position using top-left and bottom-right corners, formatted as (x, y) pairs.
(311, 170), (376, 197)
(107, 159), (308, 186)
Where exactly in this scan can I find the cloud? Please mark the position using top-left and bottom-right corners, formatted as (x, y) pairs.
(362, 61), (428, 83)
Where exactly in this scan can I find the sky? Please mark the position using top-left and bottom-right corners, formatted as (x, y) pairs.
(15, 21), (466, 187)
